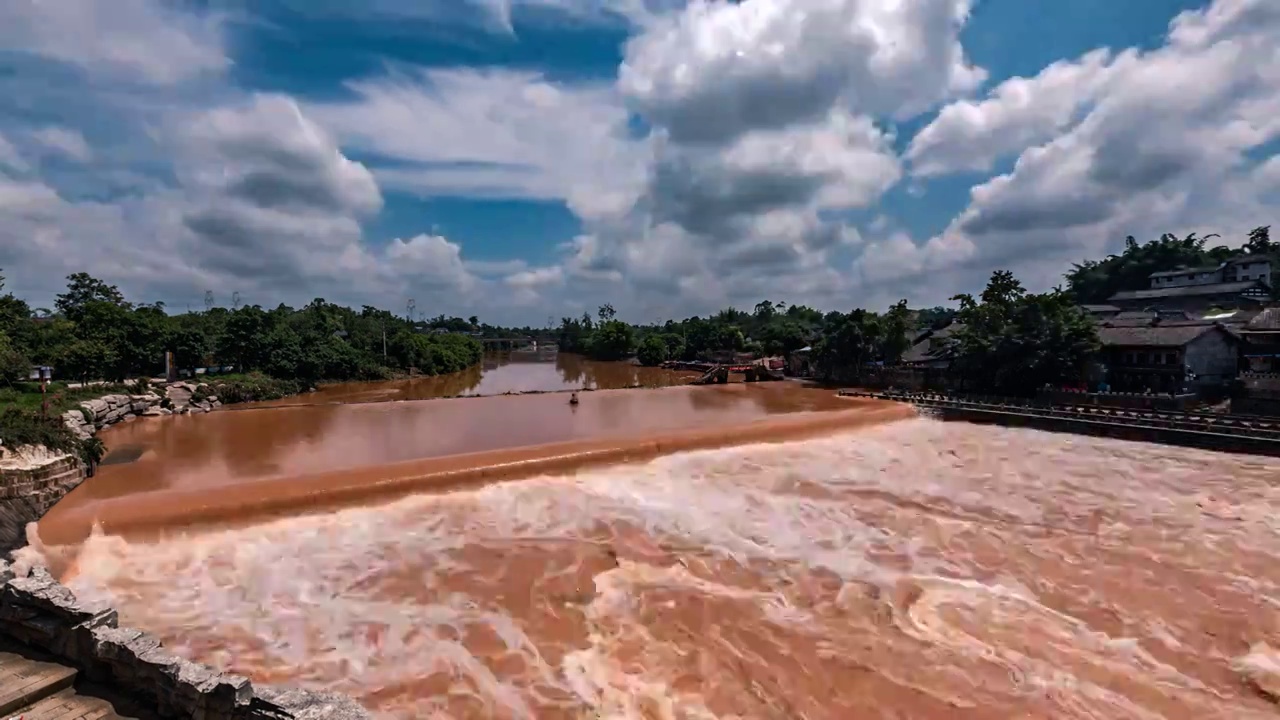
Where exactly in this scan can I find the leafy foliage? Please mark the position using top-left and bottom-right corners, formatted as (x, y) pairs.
(0, 333), (29, 386)
(1060, 230), (1280, 303)
(206, 373), (304, 404)
(0, 406), (103, 466)
(4, 275), (486, 386)
(636, 335), (670, 367)
(946, 271), (1099, 396)
(811, 302), (906, 381)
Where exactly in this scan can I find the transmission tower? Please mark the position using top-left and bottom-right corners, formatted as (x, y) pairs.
(406, 299), (416, 323)
(232, 291), (241, 309)
(204, 290), (214, 312)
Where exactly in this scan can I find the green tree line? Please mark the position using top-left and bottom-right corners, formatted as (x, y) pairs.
(1065, 226), (1273, 304)
(0, 272), (486, 387)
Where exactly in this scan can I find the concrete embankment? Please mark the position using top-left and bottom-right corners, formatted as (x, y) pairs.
(842, 391), (1280, 457)
(0, 558), (368, 719)
(39, 400), (915, 545)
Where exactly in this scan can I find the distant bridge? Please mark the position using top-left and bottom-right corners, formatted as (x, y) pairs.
(479, 337), (557, 349)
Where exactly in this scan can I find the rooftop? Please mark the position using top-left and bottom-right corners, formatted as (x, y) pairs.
(1097, 323), (1230, 348)
(1148, 264), (1224, 279)
(1080, 304), (1121, 313)
(1245, 307), (1280, 332)
(1108, 280), (1269, 302)
(900, 322), (965, 364)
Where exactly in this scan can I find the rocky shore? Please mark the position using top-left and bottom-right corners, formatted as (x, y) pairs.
(60, 381), (224, 440)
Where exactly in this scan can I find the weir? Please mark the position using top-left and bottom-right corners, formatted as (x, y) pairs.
(0, 389), (914, 719)
(38, 398), (914, 545)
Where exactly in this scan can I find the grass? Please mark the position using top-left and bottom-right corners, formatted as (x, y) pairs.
(0, 381), (132, 416)
(0, 406), (105, 466)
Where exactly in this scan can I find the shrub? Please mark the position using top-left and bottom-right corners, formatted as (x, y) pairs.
(0, 406), (104, 467)
(636, 335), (669, 366)
(209, 373), (303, 404)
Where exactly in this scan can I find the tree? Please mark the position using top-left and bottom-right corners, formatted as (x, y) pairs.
(948, 271), (1099, 395)
(588, 320), (634, 360)
(597, 304), (617, 323)
(1244, 226), (1274, 255)
(59, 339), (117, 383)
(636, 335), (669, 366)
(167, 326), (209, 376)
(1064, 231), (1229, 303)
(0, 333), (29, 386)
(757, 318), (808, 357)
(55, 273), (128, 322)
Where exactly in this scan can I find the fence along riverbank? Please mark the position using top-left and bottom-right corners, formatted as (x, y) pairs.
(842, 390), (1280, 457)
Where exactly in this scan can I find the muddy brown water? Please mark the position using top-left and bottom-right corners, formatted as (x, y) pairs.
(23, 355), (1280, 719)
(256, 352), (701, 406)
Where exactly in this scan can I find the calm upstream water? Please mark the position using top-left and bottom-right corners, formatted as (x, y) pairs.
(260, 352), (702, 406)
(28, 352), (1280, 719)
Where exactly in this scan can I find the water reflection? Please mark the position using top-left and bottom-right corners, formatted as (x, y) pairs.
(268, 353), (699, 406)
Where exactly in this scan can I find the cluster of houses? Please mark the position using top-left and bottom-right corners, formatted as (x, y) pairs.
(885, 254), (1280, 406)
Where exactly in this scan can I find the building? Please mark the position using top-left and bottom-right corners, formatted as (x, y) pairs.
(1096, 322), (1239, 393)
(1107, 280), (1270, 312)
(787, 346), (812, 376)
(1080, 304), (1121, 320)
(1238, 308), (1280, 372)
(900, 322), (964, 369)
(1148, 255), (1272, 289)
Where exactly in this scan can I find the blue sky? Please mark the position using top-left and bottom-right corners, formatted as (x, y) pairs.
(0, 0), (1275, 324)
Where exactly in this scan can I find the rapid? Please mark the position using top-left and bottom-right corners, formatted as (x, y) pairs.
(47, 416), (1280, 719)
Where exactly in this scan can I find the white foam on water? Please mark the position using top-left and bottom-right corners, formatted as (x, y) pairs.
(59, 419), (1280, 719)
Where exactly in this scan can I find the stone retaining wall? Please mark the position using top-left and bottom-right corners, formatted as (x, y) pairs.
(0, 559), (369, 719)
(0, 453), (85, 555)
(60, 383), (223, 440)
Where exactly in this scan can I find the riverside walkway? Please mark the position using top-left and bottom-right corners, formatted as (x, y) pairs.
(844, 390), (1280, 457)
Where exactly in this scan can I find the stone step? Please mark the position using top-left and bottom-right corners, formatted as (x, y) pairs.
(13, 686), (134, 720)
(0, 649), (78, 717)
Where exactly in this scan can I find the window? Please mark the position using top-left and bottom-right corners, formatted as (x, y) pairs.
(1166, 352), (1177, 364)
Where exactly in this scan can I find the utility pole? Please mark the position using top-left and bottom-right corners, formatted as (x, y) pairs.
(204, 290), (214, 312)
(406, 299), (416, 323)
(382, 327), (387, 359)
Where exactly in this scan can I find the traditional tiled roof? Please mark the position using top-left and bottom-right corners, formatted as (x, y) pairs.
(1244, 307), (1280, 332)
(1108, 280), (1268, 302)
(900, 322), (965, 364)
(1148, 264), (1224, 279)
(1114, 309), (1193, 320)
(1080, 304), (1121, 313)
(1097, 323), (1231, 348)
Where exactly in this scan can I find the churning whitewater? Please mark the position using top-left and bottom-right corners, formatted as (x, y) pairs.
(57, 418), (1280, 719)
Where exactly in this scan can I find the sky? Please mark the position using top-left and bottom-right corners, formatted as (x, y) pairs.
(0, 0), (1276, 325)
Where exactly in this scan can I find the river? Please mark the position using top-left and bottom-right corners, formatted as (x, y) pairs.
(257, 351), (703, 405)
(30, 355), (1280, 718)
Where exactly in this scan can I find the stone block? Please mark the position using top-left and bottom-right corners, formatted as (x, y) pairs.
(82, 399), (108, 415)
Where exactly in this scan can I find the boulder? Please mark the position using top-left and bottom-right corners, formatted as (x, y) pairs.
(81, 398), (109, 416)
